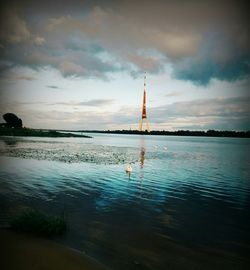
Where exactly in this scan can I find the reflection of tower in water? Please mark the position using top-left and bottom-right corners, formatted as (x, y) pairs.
(139, 137), (146, 181)
(140, 147), (145, 169)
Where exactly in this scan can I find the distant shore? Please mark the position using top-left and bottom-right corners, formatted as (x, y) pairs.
(61, 129), (250, 138)
(0, 127), (92, 138)
(1, 127), (249, 138)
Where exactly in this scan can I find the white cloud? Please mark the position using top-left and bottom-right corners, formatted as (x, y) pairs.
(34, 36), (46, 46)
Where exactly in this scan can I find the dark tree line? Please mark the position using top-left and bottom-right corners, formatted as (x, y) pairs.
(80, 129), (250, 138)
(1, 112), (249, 138)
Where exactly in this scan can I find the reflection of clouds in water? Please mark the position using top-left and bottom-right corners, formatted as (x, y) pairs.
(1, 134), (249, 270)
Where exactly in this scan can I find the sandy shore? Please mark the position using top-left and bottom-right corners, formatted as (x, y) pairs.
(1, 228), (248, 270)
(0, 229), (109, 270)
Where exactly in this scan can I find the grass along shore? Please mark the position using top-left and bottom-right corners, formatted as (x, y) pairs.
(10, 209), (66, 237)
(1, 209), (108, 269)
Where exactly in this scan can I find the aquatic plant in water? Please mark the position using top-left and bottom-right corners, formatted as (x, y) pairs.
(10, 209), (66, 237)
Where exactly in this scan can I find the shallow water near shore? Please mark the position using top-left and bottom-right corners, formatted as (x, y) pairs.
(0, 133), (250, 269)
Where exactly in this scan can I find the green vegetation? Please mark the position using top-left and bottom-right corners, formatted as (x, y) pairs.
(2, 112), (22, 128)
(10, 209), (66, 237)
(0, 127), (92, 138)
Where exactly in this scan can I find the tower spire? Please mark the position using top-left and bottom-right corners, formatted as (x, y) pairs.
(144, 71), (146, 89)
(139, 72), (150, 132)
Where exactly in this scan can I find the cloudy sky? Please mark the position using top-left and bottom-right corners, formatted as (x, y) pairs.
(0, 0), (249, 130)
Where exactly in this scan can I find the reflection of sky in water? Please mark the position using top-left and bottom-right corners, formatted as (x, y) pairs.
(0, 134), (250, 269)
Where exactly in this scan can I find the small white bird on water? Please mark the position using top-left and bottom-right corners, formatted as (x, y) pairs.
(126, 163), (133, 173)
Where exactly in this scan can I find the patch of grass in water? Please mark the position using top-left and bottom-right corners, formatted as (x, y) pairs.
(10, 209), (66, 237)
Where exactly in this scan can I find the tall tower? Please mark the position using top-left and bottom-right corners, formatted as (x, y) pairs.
(139, 72), (150, 132)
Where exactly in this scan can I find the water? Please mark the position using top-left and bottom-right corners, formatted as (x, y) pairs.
(0, 134), (250, 269)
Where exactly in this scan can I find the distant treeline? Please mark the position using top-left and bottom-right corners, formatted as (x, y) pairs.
(77, 129), (250, 138)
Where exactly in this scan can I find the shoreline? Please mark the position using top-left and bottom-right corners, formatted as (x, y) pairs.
(1, 228), (248, 270)
(62, 129), (250, 138)
(0, 127), (92, 138)
(1, 127), (249, 138)
(0, 229), (109, 270)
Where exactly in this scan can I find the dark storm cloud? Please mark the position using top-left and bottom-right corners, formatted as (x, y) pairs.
(0, 0), (249, 83)
(176, 117), (250, 131)
(52, 99), (114, 107)
(173, 34), (250, 85)
(77, 99), (114, 106)
(150, 96), (250, 122)
(173, 56), (250, 86)
(47, 85), (59, 89)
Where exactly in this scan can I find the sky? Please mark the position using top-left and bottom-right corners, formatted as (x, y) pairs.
(0, 0), (249, 131)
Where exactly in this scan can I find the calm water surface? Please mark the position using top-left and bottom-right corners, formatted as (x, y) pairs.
(0, 134), (250, 269)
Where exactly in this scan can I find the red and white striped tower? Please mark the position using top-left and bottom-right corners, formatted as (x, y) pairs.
(139, 72), (150, 132)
